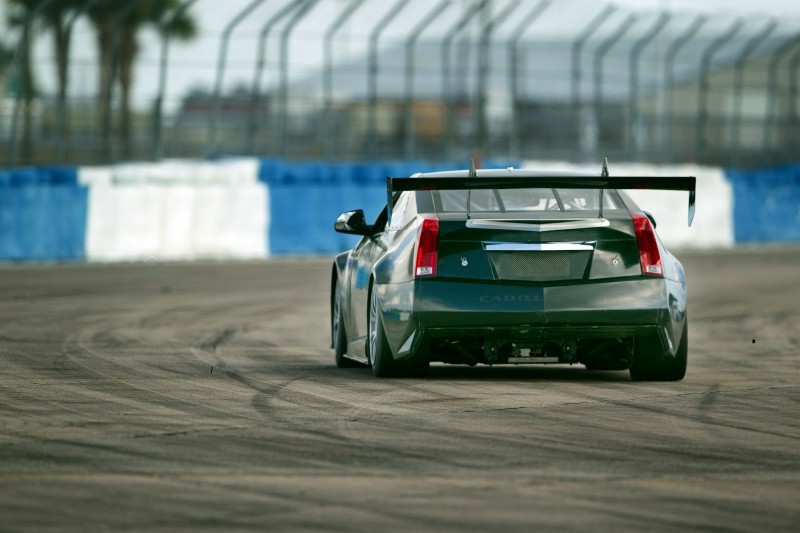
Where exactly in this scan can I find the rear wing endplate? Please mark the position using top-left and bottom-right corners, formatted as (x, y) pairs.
(387, 172), (696, 227)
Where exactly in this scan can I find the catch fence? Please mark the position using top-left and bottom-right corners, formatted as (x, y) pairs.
(1, 0), (798, 167)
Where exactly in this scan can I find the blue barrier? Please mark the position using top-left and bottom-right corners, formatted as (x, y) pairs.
(726, 166), (800, 244)
(262, 159), (519, 255)
(0, 166), (79, 186)
(0, 166), (86, 261)
(0, 184), (87, 261)
(269, 183), (385, 254)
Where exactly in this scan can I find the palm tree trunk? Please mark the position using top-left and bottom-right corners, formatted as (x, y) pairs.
(20, 22), (34, 164)
(118, 31), (137, 161)
(53, 17), (71, 160)
(96, 14), (114, 162)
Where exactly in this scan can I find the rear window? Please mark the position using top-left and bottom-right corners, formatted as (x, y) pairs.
(434, 188), (620, 215)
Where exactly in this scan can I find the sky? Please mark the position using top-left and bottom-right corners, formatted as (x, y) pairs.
(2, 0), (800, 114)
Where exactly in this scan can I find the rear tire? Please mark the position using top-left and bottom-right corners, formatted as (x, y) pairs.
(630, 319), (688, 382)
(368, 286), (399, 377)
(332, 281), (358, 368)
(368, 284), (429, 378)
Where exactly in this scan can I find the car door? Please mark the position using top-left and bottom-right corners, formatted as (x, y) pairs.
(346, 207), (389, 353)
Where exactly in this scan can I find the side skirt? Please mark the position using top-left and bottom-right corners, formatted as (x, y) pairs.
(345, 339), (369, 365)
(343, 352), (369, 365)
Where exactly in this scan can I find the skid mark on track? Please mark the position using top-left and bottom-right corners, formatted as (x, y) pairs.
(58, 317), (270, 427)
(199, 328), (236, 353)
(3, 257), (800, 531)
(52, 296), (338, 436)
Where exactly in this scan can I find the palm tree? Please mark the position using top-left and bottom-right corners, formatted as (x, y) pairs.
(6, 0), (85, 163)
(88, 0), (197, 160)
(5, 0), (42, 163)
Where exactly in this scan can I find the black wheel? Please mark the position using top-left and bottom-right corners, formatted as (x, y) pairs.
(368, 285), (399, 377)
(630, 318), (688, 382)
(332, 281), (358, 368)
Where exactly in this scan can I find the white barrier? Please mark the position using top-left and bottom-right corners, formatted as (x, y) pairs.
(83, 159), (269, 262)
(521, 161), (734, 249)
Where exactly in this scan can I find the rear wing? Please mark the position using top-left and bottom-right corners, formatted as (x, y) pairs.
(387, 164), (696, 226)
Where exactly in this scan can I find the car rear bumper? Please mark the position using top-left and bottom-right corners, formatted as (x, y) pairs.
(377, 277), (684, 363)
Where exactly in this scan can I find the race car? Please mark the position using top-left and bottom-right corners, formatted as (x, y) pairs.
(330, 160), (695, 381)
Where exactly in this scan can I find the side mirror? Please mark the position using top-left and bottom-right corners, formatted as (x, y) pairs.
(644, 210), (657, 229)
(334, 209), (371, 235)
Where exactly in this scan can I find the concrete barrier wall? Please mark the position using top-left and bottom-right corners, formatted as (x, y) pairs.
(0, 159), (796, 262)
(0, 167), (87, 261)
(726, 165), (800, 244)
(85, 184), (268, 262)
(79, 159), (268, 262)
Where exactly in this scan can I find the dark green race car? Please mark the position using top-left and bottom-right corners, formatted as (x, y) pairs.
(331, 162), (695, 381)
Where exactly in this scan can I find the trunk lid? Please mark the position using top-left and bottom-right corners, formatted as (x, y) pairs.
(388, 170), (695, 283)
(435, 214), (642, 282)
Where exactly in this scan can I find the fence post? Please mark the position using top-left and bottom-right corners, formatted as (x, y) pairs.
(628, 13), (669, 160)
(570, 5), (615, 161)
(278, 0), (317, 158)
(323, 0), (365, 161)
(592, 13), (637, 161)
(474, 0), (519, 159)
(663, 15), (706, 162)
(696, 19), (743, 164)
(403, 0), (450, 160)
(366, 0), (408, 160)
(441, 0), (483, 162)
(507, 1), (550, 158)
(248, 0), (305, 156)
(207, 0), (268, 158)
(763, 36), (800, 161)
(153, 0), (199, 161)
(728, 20), (777, 167)
(788, 44), (800, 161)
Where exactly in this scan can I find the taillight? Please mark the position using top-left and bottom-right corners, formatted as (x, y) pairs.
(414, 218), (439, 278)
(632, 213), (663, 277)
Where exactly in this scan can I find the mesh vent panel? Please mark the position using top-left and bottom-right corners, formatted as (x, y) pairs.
(488, 251), (590, 281)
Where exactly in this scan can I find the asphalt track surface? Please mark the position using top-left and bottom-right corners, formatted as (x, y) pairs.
(1, 248), (799, 532)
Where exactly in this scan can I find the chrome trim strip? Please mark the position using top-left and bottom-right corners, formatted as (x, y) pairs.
(483, 242), (595, 252)
(466, 218), (610, 232)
